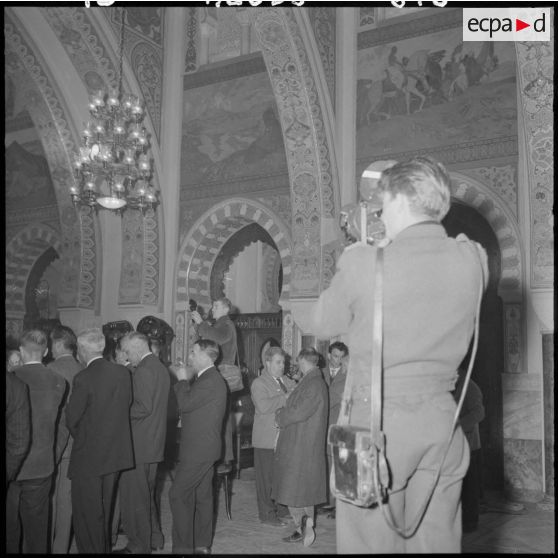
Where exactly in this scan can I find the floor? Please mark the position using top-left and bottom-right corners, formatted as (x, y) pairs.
(104, 466), (555, 554)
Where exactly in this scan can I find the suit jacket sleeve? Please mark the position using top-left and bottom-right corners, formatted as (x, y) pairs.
(174, 377), (216, 414)
(65, 373), (88, 437)
(312, 247), (373, 338)
(6, 376), (31, 481)
(130, 364), (154, 420)
(197, 320), (232, 346)
(276, 380), (322, 428)
(251, 380), (287, 415)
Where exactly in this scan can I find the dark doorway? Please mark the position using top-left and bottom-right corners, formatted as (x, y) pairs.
(442, 201), (504, 492)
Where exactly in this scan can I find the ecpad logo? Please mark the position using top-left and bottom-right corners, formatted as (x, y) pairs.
(463, 8), (550, 42)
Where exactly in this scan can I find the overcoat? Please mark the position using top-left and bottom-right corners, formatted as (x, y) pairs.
(272, 367), (328, 507)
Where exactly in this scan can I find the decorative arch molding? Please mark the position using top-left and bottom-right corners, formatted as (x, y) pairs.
(175, 198), (292, 310)
(450, 172), (524, 300)
(246, 7), (339, 297)
(173, 198), (293, 361)
(5, 224), (62, 316)
(5, 10), (99, 310)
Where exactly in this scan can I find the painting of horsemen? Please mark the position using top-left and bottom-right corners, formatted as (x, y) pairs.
(356, 12), (517, 160)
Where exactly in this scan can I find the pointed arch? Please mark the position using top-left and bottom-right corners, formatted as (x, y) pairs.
(6, 224), (62, 316)
(450, 171), (524, 300)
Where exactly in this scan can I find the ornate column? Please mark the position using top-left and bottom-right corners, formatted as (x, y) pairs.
(160, 7), (187, 341)
(503, 38), (554, 502)
(335, 7), (358, 208)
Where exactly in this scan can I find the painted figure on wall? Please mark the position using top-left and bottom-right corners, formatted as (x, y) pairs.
(356, 26), (515, 157)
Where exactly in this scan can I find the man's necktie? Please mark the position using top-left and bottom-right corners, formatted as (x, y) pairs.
(277, 377), (288, 394)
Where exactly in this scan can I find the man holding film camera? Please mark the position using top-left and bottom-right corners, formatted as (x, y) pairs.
(312, 157), (488, 553)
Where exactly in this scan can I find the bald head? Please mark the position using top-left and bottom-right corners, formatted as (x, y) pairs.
(120, 332), (151, 367)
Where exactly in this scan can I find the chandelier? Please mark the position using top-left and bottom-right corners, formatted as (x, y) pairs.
(70, 7), (158, 213)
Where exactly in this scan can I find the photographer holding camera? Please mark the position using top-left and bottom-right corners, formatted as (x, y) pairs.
(312, 157), (488, 553)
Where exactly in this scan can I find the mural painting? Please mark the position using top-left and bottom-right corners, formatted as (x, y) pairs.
(356, 28), (517, 159)
(180, 72), (288, 188)
(5, 141), (57, 210)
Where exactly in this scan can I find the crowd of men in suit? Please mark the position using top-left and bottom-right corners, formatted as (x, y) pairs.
(5, 326), (172, 554)
(5, 312), (348, 554)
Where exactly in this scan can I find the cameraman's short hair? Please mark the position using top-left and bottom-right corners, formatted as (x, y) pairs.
(77, 328), (106, 354)
(50, 325), (77, 354)
(264, 346), (284, 362)
(20, 329), (48, 352)
(195, 338), (220, 363)
(328, 341), (348, 356)
(297, 347), (320, 367)
(379, 156), (451, 221)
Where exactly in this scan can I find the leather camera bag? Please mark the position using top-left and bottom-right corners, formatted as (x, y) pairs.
(328, 247), (389, 508)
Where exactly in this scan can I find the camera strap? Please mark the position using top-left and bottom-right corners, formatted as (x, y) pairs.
(338, 247), (384, 428)
(378, 237), (486, 538)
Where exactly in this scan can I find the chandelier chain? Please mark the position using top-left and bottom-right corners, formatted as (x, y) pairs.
(117, 6), (125, 98)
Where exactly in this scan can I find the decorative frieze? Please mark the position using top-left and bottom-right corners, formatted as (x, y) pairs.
(515, 41), (554, 288)
(504, 304), (522, 374)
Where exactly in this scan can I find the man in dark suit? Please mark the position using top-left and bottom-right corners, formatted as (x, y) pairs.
(169, 339), (228, 554)
(5, 370), (30, 485)
(320, 341), (349, 518)
(48, 325), (82, 554)
(117, 332), (170, 554)
(65, 328), (134, 554)
(191, 297), (239, 463)
(6, 329), (67, 553)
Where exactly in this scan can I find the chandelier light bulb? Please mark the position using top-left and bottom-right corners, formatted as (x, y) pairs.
(138, 154), (150, 171)
(94, 120), (105, 134)
(85, 180), (96, 191)
(83, 122), (93, 137)
(130, 123), (141, 139)
(114, 120), (125, 135)
(124, 149), (135, 165)
(131, 101), (143, 115)
(100, 145), (113, 162)
(107, 89), (120, 107)
(93, 89), (105, 107)
(80, 146), (92, 162)
(123, 94), (133, 109)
